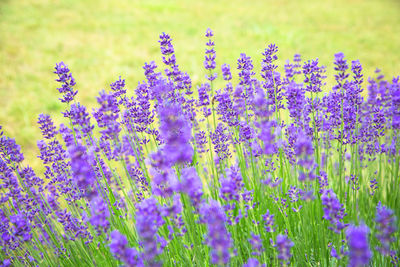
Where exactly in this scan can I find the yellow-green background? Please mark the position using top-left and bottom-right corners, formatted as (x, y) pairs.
(1, 0), (399, 167)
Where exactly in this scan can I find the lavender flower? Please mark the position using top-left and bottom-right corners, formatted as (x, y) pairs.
(179, 167), (203, 208)
(221, 63), (232, 81)
(237, 53), (255, 98)
(333, 52), (349, 91)
(248, 233), (264, 256)
(321, 189), (348, 233)
(274, 234), (294, 264)
(93, 90), (120, 140)
(54, 62), (77, 103)
(262, 210), (275, 232)
(109, 230), (143, 267)
(197, 83), (211, 117)
(37, 114), (57, 140)
(346, 224), (372, 267)
(110, 76), (127, 100)
(68, 103), (94, 137)
(200, 200), (232, 265)
(68, 143), (96, 199)
(195, 130), (208, 154)
(220, 166), (244, 202)
(369, 178), (378, 196)
(215, 90), (239, 126)
(158, 102), (193, 166)
(159, 32), (176, 70)
(210, 123), (231, 162)
(204, 28), (217, 81)
(303, 59), (324, 93)
(286, 81), (305, 124)
(143, 61), (160, 87)
(391, 76), (400, 129)
(375, 203), (397, 255)
(135, 197), (164, 264)
(243, 258), (265, 267)
(89, 196), (110, 235)
(261, 44), (284, 111)
(0, 130), (24, 164)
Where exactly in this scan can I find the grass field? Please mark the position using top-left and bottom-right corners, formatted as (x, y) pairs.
(1, 0), (400, 167)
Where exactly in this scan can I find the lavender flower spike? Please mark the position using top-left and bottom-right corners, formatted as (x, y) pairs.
(346, 224), (372, 267)
(54, 61), (78, 103)
(275, 234), (294, 264)
(375, 203), (397, 256)
(200, 200), (232, 265)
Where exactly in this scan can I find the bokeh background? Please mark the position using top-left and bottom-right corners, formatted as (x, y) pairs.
(1, 0), (400, 167)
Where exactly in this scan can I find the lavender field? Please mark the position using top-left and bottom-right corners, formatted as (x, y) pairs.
(0, 29), (399, 266)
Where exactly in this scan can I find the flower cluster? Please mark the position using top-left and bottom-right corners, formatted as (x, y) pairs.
(0, 29), (398, 266)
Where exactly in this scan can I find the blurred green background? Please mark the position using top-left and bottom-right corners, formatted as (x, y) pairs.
(1, 0), (400, 167)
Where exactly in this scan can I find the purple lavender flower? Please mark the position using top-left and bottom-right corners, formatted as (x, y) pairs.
(195, 130), (208, 154)
(351, 60), (363, 86)
(18, 166), (44, 192)
(243, 258), (265, 267)
(200, 200), (232, 265)
(0, 130), (24, 164)
(221, 63), (232, 81)
(303, 59), (324, 93)
(197, 83), (211, 117)
(151, 169), (178, 198)
(160, 194), (182, 218)
(274, 234), (294, 264)
(284, 61), (295, 81)
(375, 203), (397, 255)
(135, 197), (164, 264)
(215, 90), (239, 127)
(287, 186), (300, 203)
(318, 171), (329, 194)
(321, 189), (348, 233)
(54, 62), (77, 103)
(68, 103), (94, 137)
(261, 44), (284, 112)
(248, 232), (264, 256)
(179, 167), (203, 208)
(143, 61), (160, 87)
(369, 178), (378, 196)
(204, 28), (217, 81)
(159, 32), (176, 69)
(237, 53), (255, 98)
(294, 129), (314, 170)
(159, 32), (183, 91)
(68, 143), (96, 199)
(93, 90), (120, 140)
(110, 76), (126, 100)
(239, 121), (255, 142)
(346, 224), (372, 267)
(89, 196), (110, 235)
(262, 210), (275, 232)
(285, 81), (305, 124)
(37, 114), (57, 140)
(333, 52), (349, 91)
(158, 102), (193, 166)
(391, 76), (400, 129)
(1, 259), (11, 267)
(9, 213), (32, 243)
(293, 54), (302, 75)
(220, 166), (244, 202)
(261, 44), (278, 73)
(256, 120), (278, 155)
(110, 230), (143, 267)
(131, 83), (154, 132)
(210, 123), (231, 162)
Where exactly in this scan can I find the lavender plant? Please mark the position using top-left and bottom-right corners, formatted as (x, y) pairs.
(0, 29), (399, 266)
